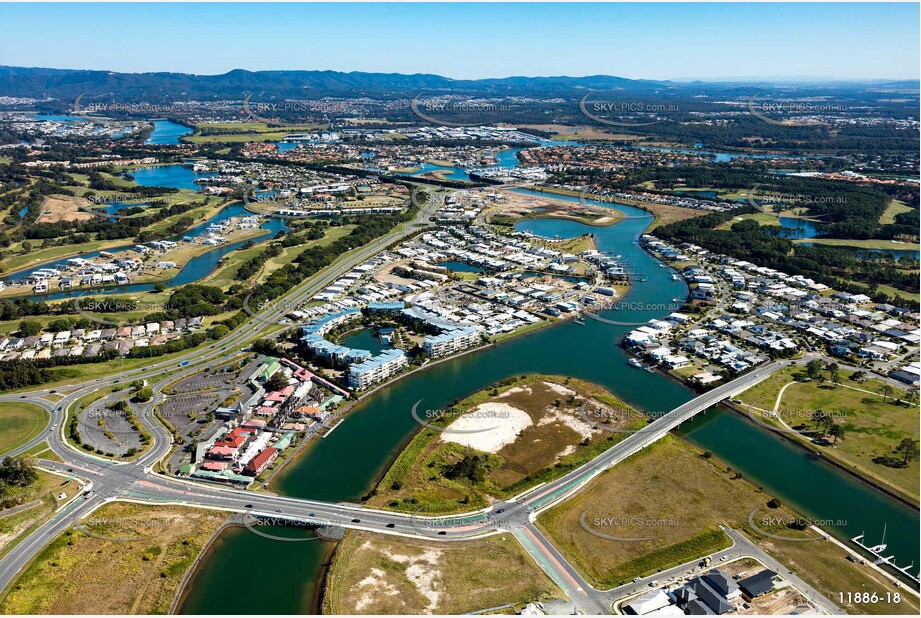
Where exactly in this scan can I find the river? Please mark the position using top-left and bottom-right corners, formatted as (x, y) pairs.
(145, 120), (194, 145)
(3, 164), (287, 299)
(177, 191), (919, 613)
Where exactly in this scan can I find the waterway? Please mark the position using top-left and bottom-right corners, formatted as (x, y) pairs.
(775, 217), (822, 239)
(437, 260), (483, 274)
(4, 164), (287, 298)
(145, 120), (194, 145)
(131, 163), (215, 191)
(177, 525), (333, 615)
(338, 327), (392, 356)
(178, 190), (919, 613)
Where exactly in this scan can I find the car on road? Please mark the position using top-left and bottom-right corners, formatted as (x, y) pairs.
(496, 508), (505, 513)
(437, 531), (447, 535)
(351, 518), (360, 523)
(648, 580), (658, 587)
(275, 509), (283, 513)
(244, 504), (253, 508)
(66, 468), (73, 473)
(386, 523), (395, 528)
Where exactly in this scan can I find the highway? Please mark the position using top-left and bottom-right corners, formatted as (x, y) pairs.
(0, 188), (820, 614)
(0, 353), (786, 611)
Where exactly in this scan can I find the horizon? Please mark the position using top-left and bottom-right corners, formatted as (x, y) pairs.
(0, 3), (917, 81)
(3, 63), (920, 85)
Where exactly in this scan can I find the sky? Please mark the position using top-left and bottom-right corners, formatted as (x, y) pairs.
(0, 3), (917, 81)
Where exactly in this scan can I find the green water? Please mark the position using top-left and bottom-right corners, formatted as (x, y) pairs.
(178, 526), (333, 615)
(338, 327), (391, 355)
(179, 193), (918, 612)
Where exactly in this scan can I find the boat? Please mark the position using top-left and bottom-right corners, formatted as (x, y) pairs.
(627, 358), (643, 368)
(672, 297), (682, 303)
(573, 316), (585, 325)
(672, 274), (681, 281)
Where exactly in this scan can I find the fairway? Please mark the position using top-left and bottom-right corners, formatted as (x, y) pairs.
(0, 403), (49, 454)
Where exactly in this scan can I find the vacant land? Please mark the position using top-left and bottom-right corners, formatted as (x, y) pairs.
(0, 470), (80, 559)
(0, 403), (49, 454)
(0, 502), (226, 614)
(537, 435), (915, 614)
(737, 367), (919, 500)
(538, 436), (771, 587)
(323, 530), (561, 614)
(36, 196), (94, 224)
(370, 375), (644, 514)
(792, 237), (921, 252)
(880, 199), (913, 225)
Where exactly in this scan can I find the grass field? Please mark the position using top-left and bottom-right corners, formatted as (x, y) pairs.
(792, 237), (921, 252)
(880, 199), (913, 225)
(323, 530), (562, 614)
(0, 502), (226, 614)
(202, 223), (356, 290)
(0, 470), (81, 560)
(0, 403), (49, 454)
(737, 367), (920, 500)
(369, 375), (645, 514)
(536, 435), (916, 614)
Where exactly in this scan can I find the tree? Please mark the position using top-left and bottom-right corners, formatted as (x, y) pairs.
(881, 385), (893, 403)
(264, 372), (289, 392)
(895, 438), (919, 465)
(18, 320), (41, 337)
(0, 456), (38, 491)
(850, 371), (866, 382)
(134, 387), (153, 403)
(828, 423), (846, 445)
(806, 359), (824, 380)
(830, 369), (841, 389)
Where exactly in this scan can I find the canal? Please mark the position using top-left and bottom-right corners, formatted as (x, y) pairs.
(178, 191), (919, 612)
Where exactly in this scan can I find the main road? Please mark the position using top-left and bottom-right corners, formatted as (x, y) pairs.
(0, 352), (789, 612)
(0, 190), (828, 613)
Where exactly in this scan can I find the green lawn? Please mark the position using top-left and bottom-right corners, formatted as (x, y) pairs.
(737, 367), (919, 500)
(792, 237), (921, 252)
(0, 403), (49, 454)
(880, 199), (913, 225)
(202, 224), (355, 290)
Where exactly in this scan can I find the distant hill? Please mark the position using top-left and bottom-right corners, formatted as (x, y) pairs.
(0, 66), (679, 101)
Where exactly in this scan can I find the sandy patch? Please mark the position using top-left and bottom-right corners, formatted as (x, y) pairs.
(498, 385), (532, 398)
(543, 382), (576, 397)
(440, 403), (533, 453)
(353, 567), (400, 612)
(36, 196), (94, 223)
(381, 546), (444, 613)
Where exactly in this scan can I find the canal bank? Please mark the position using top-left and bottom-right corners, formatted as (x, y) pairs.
(177, 191), (918, 613)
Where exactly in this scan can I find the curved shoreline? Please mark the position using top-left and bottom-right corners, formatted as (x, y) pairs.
(724, 401), (919, 511)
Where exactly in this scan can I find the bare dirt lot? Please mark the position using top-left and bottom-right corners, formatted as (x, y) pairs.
(36, 195), (94, 223)
(323, 530), (561, 614)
